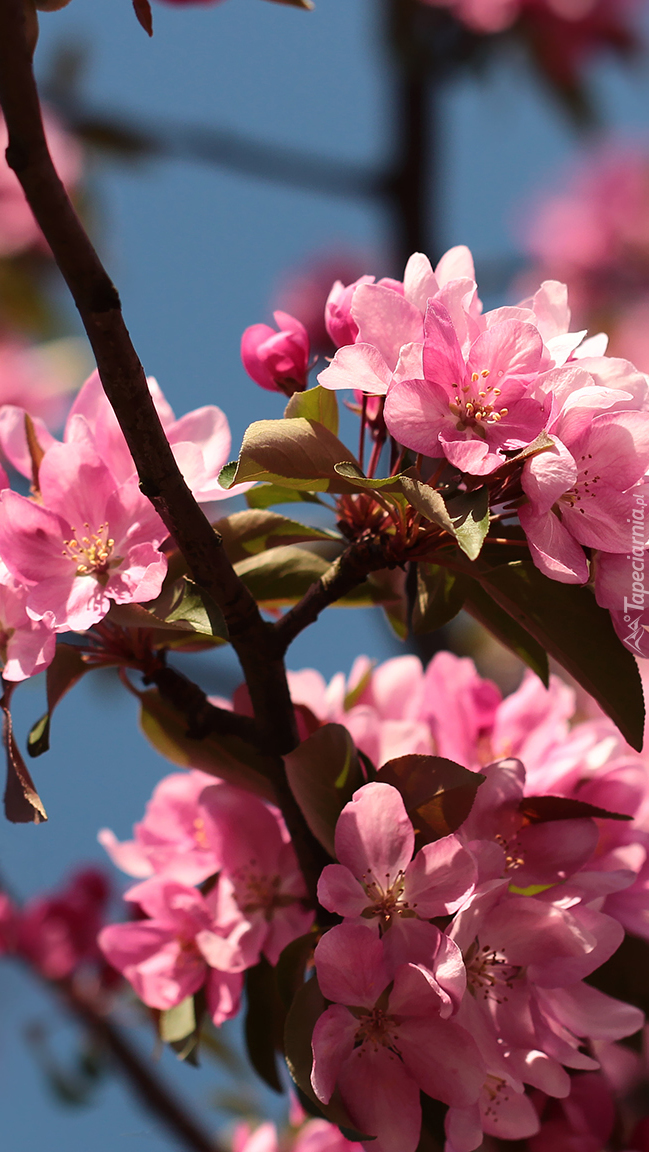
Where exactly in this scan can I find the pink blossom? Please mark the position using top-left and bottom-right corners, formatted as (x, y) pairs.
(519, 407), (649, 583)
(198, 784), (314, 966)
(98, 877), (243, 1024)
(311, 923), (485, 1152)
(241, 311), (310, 395)
(0, 441), (168, 631)
(318, 247), (479, 397)
(528, 1071), (615, 1152)
(17, 868), (110, 980)
(232, 1119), (363, 1152)
(0, 338), (88, 431)
(385, 301), (548, 475)
(0, 369), (249, 505)
(98, 769), (220, 884)
(318, 781), (475, 960)
(0, 108), (81, 257)
(0, 560), (55, 681)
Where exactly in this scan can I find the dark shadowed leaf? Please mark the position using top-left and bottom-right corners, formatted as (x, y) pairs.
(139, 688), (276, 800)
(132, 0), (153, 34)
(444, 487), (489, 561)
(275, 932), (317, 1010)
(376, 755), (484, 844)
(262, 0), (314, 8)
(284, 724), (364, 857)
(412, 564), (467, 635)
(520, 796), (632, 824)
(245, 958), (285, 1093)
(216, 509), (339, 564)
(235, 546), (400, 611)
(284, 975), (374, 1140)
(285, 386), (338, 435)
(479, 562), (645, 750)
(462, 579), (549, 685)
(152, 578), (228, 639)
(2, 684), (46, 823)
(28, 643), (89, 757)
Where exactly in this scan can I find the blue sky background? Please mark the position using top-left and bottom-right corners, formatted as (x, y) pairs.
(2, 0), (649, 1148)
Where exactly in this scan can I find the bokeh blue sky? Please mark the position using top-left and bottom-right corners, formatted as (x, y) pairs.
(2, 1), (649, 1148)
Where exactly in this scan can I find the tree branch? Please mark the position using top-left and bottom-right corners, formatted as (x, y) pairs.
(274, 540), (394, 654)
(145, 661), (261, 744)
(57, 976), (224, 1152)
(0, 0), (297, 757)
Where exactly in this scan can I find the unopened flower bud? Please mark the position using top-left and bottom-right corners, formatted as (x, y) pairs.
(240, 311), (310, 396)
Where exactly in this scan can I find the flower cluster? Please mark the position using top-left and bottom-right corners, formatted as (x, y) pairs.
(277, 244), (649, 652)
(99, 651), (649, 1151)
(0, 368), (248, 679)
(0, 867), (114, 982)
(98, 777), (313, 1025)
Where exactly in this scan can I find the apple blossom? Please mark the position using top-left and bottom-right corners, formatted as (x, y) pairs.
(311, 923), (485, 1152)
(0, 442), (168, 632)
(98, 877), (243, 1024)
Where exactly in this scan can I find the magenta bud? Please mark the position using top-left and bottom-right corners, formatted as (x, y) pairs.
(240, 310), (310, 396)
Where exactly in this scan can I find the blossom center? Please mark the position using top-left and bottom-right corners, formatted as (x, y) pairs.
(466, 939), (520, 1002)
(62, 522), (116, 577)
(355, 1007), (400, 1053)
(233, 866), (297, 921)
(559, 451), (601, 515)
(361, 868), (414, 926)
(482, 1075), (513, 1124)
(494, 833), (525, 873)
(447, 371), (509, 434)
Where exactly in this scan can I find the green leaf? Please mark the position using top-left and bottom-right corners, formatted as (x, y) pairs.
(159, 997), (195, 1044)
(479, 561), (645, 750)
(139, 688), (277, 800)
(245, 959), (285, 1094)
(221, 418), (361, 494)
(216, 509), (339, 564)
(283, 724), (365, 856)
(376, 755), (485, 845)
(445, 487), (489, 561)
(284, 975), (374, 1140)
(246, 485), (324, 510)
(235, 546), (400, 611)
(462, 579), (549, 685)
(284, 386), (338, 436)
(152, 578), (228, 639)
(333, 461), (407, 493)
(399, 477), (456, 534)
(28, 643), (89, 758)
(412, 564), (467, 635)
(520, 795), (632, 823)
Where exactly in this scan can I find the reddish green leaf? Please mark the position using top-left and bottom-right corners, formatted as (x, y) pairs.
(376, 755), (484, 844)
(2, 683), (46, 824)
(28, 643), (89, 758)
(520, 795), (632, 824)
(284, 724), (365, 857)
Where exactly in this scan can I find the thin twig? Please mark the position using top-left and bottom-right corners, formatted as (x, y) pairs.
(57, 976), (223, 1152)
(275, 539), (394, 654)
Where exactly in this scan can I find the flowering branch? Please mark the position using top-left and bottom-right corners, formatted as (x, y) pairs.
(0, 0), (297, 758)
